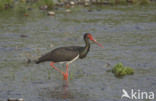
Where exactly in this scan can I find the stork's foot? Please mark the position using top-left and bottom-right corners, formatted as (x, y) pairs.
(63, 73), (68, 80)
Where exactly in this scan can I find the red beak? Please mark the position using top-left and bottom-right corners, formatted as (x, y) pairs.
(87, 34), (104, 48)
(92, 38), (104, 48)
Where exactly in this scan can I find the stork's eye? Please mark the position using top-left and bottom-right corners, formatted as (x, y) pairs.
(87, 34), (93, 40)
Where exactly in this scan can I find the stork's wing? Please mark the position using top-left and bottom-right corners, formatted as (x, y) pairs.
(36, 46), (82, 64)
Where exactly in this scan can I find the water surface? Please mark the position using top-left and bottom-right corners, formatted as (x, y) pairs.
(0, 5), (156, 101)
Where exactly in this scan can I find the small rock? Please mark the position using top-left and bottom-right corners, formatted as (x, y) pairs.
(8, 98), (24, 101)
(24, 13), (29, 16)
(17, 98), (24, 101)
(27, 8), (32, 11)
(70, 1), (75, 5)
(8, 98), (16, 101)
(65, 9), (71, 13)
(84, 0), (90, 7)
(40, 5), (48, 10)
(65, 4), (71, 8)
(20, 34), (28, 38)
(48, 11), (55, 16)
(84, 3), (89, 6)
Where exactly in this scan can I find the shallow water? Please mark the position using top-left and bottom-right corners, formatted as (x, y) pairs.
(0, 5), (156, 101)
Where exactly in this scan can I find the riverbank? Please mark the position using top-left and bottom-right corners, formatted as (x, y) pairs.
(0, 0), (155, 11)
(0, 0), (155, 17)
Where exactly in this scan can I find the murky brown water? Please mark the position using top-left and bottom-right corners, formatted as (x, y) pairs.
(0, 5), (156, 101)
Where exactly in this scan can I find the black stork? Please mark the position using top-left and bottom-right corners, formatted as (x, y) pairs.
(35, 33), (104, 80)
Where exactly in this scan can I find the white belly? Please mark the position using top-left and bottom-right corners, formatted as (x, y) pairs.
(59, 54), (79, 65)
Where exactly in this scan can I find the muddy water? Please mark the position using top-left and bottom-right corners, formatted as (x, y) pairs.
(0, 5), (156, 101)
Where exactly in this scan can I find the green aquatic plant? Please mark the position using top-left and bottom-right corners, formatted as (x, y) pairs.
(37, 0), (54, 10)
(125, 67), (134, 75)
(112, 63), (134, 77)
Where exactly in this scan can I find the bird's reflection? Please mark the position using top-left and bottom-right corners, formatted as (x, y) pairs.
(61, 80), (70, 99)
(38, 80), (90, 101)
(39, 80), (74, 99)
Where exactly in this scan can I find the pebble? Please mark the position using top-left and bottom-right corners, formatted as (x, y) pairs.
(70, 1), (75, 5)
(8, 98), (24, 101)
(48, 11), (55, 16)
(65, 9), (71, 13)
(39, 5), (48, 10)
(20, 34), (28, 38)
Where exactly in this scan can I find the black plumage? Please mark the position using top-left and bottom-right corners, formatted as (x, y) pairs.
(35, 33), (91, 64)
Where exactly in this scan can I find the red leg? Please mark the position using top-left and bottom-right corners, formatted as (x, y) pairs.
(63, 64), (69, 81)
(50, 62), (69, 81)
(50, 62), (64, 75)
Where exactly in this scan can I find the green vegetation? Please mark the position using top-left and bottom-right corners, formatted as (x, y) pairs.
(0, 0), (54, 12)
(136, 0), (151, 5)
(37, 0), (54, 9)
(14, 1), (28, 14)
(112, 63), (134, 77)
(109, 0), (151, 5)
(0, 0), (154, 13)
(0, 0), (14, 10)
(109, 0), (127, 5)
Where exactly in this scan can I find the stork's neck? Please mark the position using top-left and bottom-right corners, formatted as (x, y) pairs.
(79, 38), (90, 58)
(84, 38), (90, 50)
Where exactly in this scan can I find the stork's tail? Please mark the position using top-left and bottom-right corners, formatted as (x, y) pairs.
(27, 58), (39, 64)
(35, 59), (41, 64)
